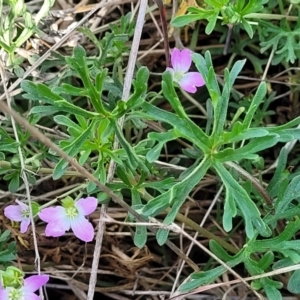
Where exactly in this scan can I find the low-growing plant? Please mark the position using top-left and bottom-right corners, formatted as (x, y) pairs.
(1, 0), (300, 299)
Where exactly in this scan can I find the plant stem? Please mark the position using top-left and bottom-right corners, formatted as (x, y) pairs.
(244, 13), (298, 21)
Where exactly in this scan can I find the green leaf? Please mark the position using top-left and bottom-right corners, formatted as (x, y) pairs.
(242, 82), (267, 129)
(259, 16), (300, 64)
(223, 186), (237, 232)
(213, 147), (257, 162)
(171, 7), (220, 33)
(260, 277), (283, 300)
(54, 115), (82, 133)
(30, 106), (62, 116)
(0, 230), (11, 243)
(267, 148), (288, 197)
(146, 159), (210, 245)
(0, 142), (19, 153)
(142, 158), (210, 218)
(134, 225), (147, 248)
(241, 0), (267, 15)
(209, 240), (233, 262)
(22, 80), (63, 104)
(275, 175), (300, 213)
(77, 27), (103, 52)
(125, 67), (148, 109)
(0, 40), (12, 52)
(146, 130), (179, 162)
(55, 101), (100, 118)
(273, 257), (295, 269)
(228, 59), (246, 90)
(241, 18), (254, 38)
(214, 160), (270, 238)
(140, 102), (210, 153)
(112, 67), (148, 117)
(53, 120), (96, 179)
(8, 173), (20, 193)
(112, 121), (148, 173)
(258, 251), (274, 270)
(24, 81), (100, 118)
(65, 46), (107, 115)
(235, 135), (279, 155)
(141, 177), (175, 192)
(78, 150), (91, 165)
(116, 166), (133, 187)
(249, 218), (300, 252)
(213, 59), (245, 138)
(206, 14), (218, 35)
(288, 269), (300, 293)
(179, 253), (243, 292)
(265, 116), (300, 133)
(224, 126), (269, 144)
(193, 52), (221, 96)
(156, 228), (170, 246)
(171, 14), (207, 28)
(52, 84), (87, 96)
(0, 252), (16, 262)
(162, 71), (189, 119)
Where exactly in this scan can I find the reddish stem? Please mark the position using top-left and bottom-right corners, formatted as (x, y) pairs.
(153, 0), (170, 67)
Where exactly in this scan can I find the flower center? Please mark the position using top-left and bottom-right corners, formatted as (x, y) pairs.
(8, 288), (24, 300)
(65, 206), (78, 219)
(21, 208), (30, 219)
(174, 71), (185, 82)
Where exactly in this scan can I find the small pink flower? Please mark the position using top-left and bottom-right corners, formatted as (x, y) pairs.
(39, 197), (97, 242)
(167, 48), (205, 93)
(0, 275), (49, 300)
(4, 200), (31, 233)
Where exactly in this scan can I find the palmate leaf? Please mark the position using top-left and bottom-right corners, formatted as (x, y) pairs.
(147, 158), (210, 245)
(140, 102), (210, 152)
(141, 157), (210, 222)
(65, 46), (107, 115)
(193, 52), (245, 140)
(259, 16), (300, 64)
(213, 160), (271, 238)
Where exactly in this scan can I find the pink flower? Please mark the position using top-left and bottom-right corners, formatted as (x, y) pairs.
(0, 275), (49, 300)
(167, 48), (205, 93)
(39, 197), (97, 242)
(4, 200), (31, 233)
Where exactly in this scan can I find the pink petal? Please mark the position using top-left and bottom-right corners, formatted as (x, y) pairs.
(15, 200), (29, 210)
(75, 197), (97, 215)
(45, 219), (70, 237)
(171, 48), (192, 73)
(20, 219), (31, 233)
(39, 207), (70, 237)
(39, 207), (63, 223)
(179, 72), (205, 93)
(71, 215), (94, 242)
(23, 293), (40, 300)
(4, 205), (23, 222)
(0, 283), (9, 298)
(23, 275), (49, 293)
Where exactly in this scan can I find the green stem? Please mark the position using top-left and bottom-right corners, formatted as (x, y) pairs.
(39, 183), (87, 209)
(244, 13), (298, 21)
